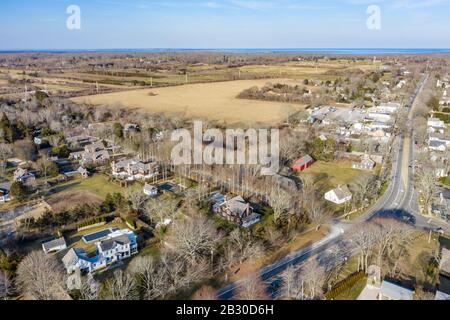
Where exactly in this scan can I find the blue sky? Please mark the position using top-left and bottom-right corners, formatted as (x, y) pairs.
(0, 0), (449, 49)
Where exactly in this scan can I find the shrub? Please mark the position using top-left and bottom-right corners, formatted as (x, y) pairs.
(10, 181), (28, 202)
(77, 216), (106, 229)
(125, 217), (137, 229)
(325, 272), (366, 300)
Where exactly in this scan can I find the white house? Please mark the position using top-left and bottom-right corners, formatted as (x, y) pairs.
(435, 291), (450, 300)
(427, 118), (446, 135)
(143, 183), (158, 197)
(77, 166), (90, 179)
(352, 154), (376, 171)
(396, 80), (407, 89)
(62, 248), (101, 274)
(0, 183), (11, 203)
(429, 133), (450, 147)
(325, 185), (352, 205)
(111, 158), (159, 181)
(370, 102), (401, 114)
(429, 140), (447, 152)
(367, 112), (392, 123)
(378, 280), (414, 300)
(62, 229), (138, 274)
(42, 237), (67, 254)
(0, 190), (10, 203)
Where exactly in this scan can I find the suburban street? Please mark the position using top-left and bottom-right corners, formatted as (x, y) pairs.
(217, 73), (449, 300)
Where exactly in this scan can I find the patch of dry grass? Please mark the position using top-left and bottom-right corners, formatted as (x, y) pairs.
(72, 79), (307, 125)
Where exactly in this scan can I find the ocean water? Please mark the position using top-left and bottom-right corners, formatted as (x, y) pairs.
(1, 48), (450, 55)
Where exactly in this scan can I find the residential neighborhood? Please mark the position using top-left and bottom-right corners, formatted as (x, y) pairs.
(0, 14), (450, 306)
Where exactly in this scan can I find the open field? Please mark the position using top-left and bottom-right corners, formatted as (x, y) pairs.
(298, 160), (374, 192)
(1, 58), (379, 100)
(49, 175), (141, 200)
(47, 189), (104, 212)
(72, 79), (308, 124)
(52, 60), (369, 87)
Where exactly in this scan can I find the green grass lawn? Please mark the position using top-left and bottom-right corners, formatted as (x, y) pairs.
(49, 174), (141, 199)
(65, 220), (129, 253)
(439, 175), (450, 187)
(298, 160), (372, 192)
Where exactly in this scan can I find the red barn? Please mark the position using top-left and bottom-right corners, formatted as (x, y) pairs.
(292, 155), (315, 172)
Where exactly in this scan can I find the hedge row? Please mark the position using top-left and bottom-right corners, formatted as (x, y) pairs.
(434, 112), (450, 124)
(325, 271), (366, 300)
(125, 217), (137, 230)
(78, 216), (106, 229)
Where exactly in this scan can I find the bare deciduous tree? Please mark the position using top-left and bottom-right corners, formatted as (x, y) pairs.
(225, 229), (264, 268)
(144, 197), (179, 225)
(269, 188), (292, 223)
(234, 277), (269, 300)
(126, 190), (148, 214)
(102, 270), (138, 300)
(417, 165), (437, 211)
(168, 215), (218, 261)
(0, 143), (12, 174)
(16, 251), (68, 300)
(279, 265), (299, 300)
(299, 258), (326, 300)
(128, 253), (210, 300)
(0, 270), (13, 299)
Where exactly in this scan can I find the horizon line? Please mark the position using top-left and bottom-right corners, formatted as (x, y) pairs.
(1, 48), (450, 56)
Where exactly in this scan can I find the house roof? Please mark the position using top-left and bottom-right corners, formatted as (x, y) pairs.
(42, 237), (66, 252)
(99, 234), (130, 252)
(380, 280), (414, 300)
(77, 167), (88, 175)
(143, 184), (157, 192)
(430, 132), (450, 140)
(330, 185), (352, 201)
(0, 182), (11, 192)
(14, 167), (28, 177)
(224, 196), (252, 218)
(439, 274), (450, 295)
(113, 158), (155, 171)
(210, 192), (225, 204)
(242, 212), (261, 224)
(294, 155), (314, 167)
(435, 290), (450, 300)
(62, 248), (88, 268)
(440, 248), (450, 276)
(430, 140), (447, 148)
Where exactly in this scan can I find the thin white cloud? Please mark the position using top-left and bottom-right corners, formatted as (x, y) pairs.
(390, 0), (450, 9)
(229, 0), (277, 10)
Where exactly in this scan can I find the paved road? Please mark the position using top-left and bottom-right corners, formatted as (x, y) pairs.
(217, 73), (449, 300)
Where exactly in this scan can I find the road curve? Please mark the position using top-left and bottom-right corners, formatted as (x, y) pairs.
(217, 73), (442, 300)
